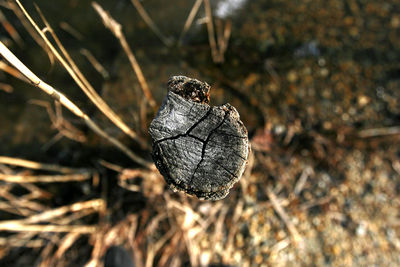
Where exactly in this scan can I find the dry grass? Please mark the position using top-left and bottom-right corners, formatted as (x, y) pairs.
(1, 1), (398, 267)
(92, 2), (156, 110)
(0, 1), (157, 265)
(0, 158), (104, 266)
(0, 1), (237, 265)
(130, 0), (172, 47)
(0, 1), (307, 262)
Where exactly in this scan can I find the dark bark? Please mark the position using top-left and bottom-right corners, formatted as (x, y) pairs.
(149, 76), (249, 200)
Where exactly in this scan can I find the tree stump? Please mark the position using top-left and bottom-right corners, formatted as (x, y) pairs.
(149, 76), (249, 200)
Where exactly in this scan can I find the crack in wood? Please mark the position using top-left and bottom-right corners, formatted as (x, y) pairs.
(189, 110), (230, 184)
(216, 161), (238, 179)
(153, 108), (212, 145)
(149, 76), (249, 200)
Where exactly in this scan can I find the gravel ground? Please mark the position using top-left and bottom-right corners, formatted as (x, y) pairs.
(0, 0), (399, 266)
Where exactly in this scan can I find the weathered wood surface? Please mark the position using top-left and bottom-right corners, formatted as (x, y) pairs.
(149, 76), (249, 200)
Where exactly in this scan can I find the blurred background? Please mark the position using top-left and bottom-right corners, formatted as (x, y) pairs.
(0, 0), (399, 266)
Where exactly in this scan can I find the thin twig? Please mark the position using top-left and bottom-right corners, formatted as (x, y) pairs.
(294, 166), (313, 195)
(130, 0), (172, 47)
(39, 236), (59, 267)
(0, 173), (91, 183)
(53, 232), (81, 259)
(270, 237), (290, 254)
(98, 159), (124, 172)
(358, 126), (400, 138)
(55, 208), (99, 227)
(0, 223), (97, 233)
(219, 19), (232, 59)
(92, 2), (156, 110)
(0, 60), (28, 81)
(7, 0), (54, 64)
(59, 21), (84, 40)
(145, 228), (176, 267)
(179, 0), (203, 43)
(0, 236), (44, 247)
(266, 187), (303, 245)
(0, 156), (84, 174)
(215, 19), (224, 57)
(80, 48), (109, 79)
(223, 200), (243, 263)
(300, 195), (333, 211)
(30, 100), (87, 143)
(30, 3), (147, 147)
(0, 202), (39, 217)
(0, 9), (23, 47)
(203, 0), (220, 63)
(3, 199), (104, 225)
(0, 40), (151, 168)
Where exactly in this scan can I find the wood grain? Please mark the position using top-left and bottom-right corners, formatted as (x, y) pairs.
(149, 76), (249, 200)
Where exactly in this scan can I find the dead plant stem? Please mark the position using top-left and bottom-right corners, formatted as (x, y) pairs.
(130, 0), (172, 46)
(24, 2), (147, 147)
(203, 0), (220, 63)
(92, 2), (156, 110)
(0, 40), (151, 168)
(179, 0), (203, 43)
(266, 187), (303, 246)
(0, 156), (85, 174)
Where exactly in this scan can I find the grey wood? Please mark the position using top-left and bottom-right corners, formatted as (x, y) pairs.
(149, 76), (249, 200)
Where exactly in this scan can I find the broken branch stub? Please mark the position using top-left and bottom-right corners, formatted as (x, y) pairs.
(149, 76), (249, 200)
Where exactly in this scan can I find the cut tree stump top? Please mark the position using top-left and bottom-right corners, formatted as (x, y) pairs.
(149, 76), (249, 200)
